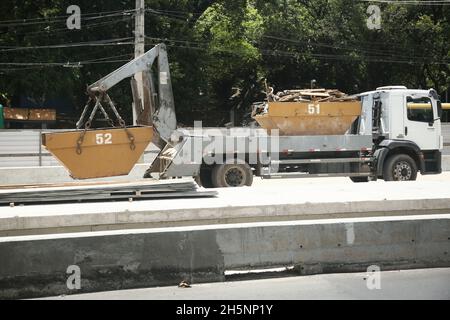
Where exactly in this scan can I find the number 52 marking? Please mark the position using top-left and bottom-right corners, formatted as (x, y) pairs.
(95, 133), (113, 145)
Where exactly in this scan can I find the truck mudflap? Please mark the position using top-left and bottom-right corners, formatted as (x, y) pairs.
(421, 150), (442, 174)
(373, 147), (390, 177)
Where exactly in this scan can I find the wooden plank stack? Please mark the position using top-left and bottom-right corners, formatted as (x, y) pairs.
(268, 88), (356, 103)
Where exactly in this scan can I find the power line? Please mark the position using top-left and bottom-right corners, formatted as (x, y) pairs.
(0, 9), (134, 24)
(0, 38), (134, 52)
(145, 9), (193, 22)
(0, 60), (129, 67)
(358, 0), (450, 5)
(262, 35), (449, 63)
(0, 10), (136, 28)
(148, 8), (204, 15)
(2, 33), (444, 69)
(0, 16), (133, 39)
(143, 37), (450, 65)
(145, 36), (207, 46)
(145, 35), (450, 64)
(0, 52), (134, 71)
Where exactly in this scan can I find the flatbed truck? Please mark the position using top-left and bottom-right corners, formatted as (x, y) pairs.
(44, 44), (445, 188)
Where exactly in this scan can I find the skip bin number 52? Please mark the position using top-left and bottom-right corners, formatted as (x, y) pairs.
(95, 133), (112, 145)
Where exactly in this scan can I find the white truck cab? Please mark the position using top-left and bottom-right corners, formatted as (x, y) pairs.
(359, 86), (443, 180)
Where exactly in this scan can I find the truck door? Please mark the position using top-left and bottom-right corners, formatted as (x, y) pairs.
(403, 95), (440, 150)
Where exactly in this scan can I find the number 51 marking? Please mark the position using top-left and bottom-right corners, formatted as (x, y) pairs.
(308, 104), (321, 115)
(96, 133), (112, 145)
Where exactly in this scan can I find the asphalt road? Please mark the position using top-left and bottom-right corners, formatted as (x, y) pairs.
(44, 268), (450, 300)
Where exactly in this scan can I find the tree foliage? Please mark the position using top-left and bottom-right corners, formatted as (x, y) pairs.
(0, 0), (449, 127)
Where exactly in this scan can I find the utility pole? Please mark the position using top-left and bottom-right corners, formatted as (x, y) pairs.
(133, 0), (145, 125)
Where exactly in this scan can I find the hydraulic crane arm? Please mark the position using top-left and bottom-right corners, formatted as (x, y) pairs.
(87, 44), (177, 143)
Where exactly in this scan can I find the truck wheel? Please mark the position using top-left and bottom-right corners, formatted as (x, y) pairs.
(196, 167), (214, 189)
(212, 163), (253, 188)
(350, 177), (369, 183)
(383, 154), (418, 181)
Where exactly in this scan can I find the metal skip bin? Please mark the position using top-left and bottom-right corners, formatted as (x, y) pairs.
(42, 126), (153, 179)
(253, 101), (362, 136)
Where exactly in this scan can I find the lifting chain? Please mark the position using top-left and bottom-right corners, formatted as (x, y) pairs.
(104, 94), (136, 151)
(75, 93), (136, 154)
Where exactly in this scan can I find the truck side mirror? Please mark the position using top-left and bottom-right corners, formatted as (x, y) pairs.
(437, 101), (443, 119)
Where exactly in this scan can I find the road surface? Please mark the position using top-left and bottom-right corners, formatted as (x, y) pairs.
(43, 268), (450, 300)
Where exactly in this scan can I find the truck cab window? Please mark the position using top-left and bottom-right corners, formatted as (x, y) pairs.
(406, 96), (433, 123)
(372, 99), (382, 131)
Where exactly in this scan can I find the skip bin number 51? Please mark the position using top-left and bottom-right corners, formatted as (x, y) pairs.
(95, 133), (113, 145)
(308, 104), (320, 115)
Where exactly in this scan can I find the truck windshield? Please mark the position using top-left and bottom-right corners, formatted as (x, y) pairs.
(406, 96), (434, 123)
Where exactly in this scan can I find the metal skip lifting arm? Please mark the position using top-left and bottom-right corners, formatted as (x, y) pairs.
(86, 43), (177, 144)
(41, 44), (179, 179)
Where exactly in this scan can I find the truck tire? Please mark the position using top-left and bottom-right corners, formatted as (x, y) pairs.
(383, 154), (418, 181)
(195, 167), (214, 189)
(211, 162), (253, 188)
(350, 177), (369, 183)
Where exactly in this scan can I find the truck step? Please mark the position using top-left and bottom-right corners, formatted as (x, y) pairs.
(271, 157), (371, 165)
(261, 172), (371, 179)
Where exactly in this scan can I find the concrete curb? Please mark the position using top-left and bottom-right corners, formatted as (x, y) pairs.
(2, 198), (450, 236)
(0, 214), (449, 299)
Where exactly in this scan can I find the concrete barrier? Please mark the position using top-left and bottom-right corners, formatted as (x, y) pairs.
(0, 214), (448, 299)
(2, 195), (450, 237)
